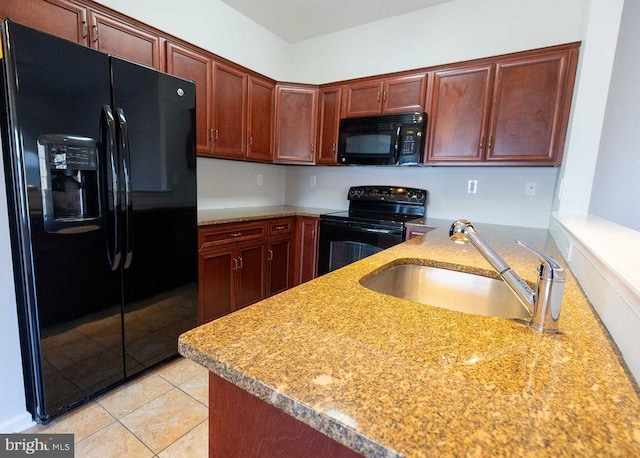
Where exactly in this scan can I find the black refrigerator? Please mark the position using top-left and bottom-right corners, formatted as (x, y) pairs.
(0, 20), (198, 423)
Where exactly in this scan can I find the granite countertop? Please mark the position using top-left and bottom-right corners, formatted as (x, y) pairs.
(179, 219), (640, 457)
(198, 205), (341, 226)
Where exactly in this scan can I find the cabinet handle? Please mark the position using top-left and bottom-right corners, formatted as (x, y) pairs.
(479, 136), (485, 152)
(487, 136), (493, 152)
(82, 21), (88, 39)
(311, 229), (316, 238)
(231, 232), (242, 237)
(377, 91), (381, 102)
(238, 257), (243, 269)
(332, 142), (336, 153)
(311, 143), (315, 153)
(267, 250), (273, 261)
(212, 129), (219, 140)
(383, 91), (387, 101)
(274, 225), (285, 231)
(92, 24), (98, 43)
(232, 257), (238, 270)
(249, 136), (253, 146)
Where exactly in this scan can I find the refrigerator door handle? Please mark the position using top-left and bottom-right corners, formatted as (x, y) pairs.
(102, 105), (121, 270)
(116, 107), (133, 270)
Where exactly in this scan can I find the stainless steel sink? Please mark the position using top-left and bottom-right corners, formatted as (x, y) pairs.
(360, 263), (531, 319)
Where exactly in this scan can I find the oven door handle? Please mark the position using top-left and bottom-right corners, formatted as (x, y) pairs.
(359, 226), (399, 235)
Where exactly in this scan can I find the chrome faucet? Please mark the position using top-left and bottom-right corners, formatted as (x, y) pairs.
(449, 219), (566, 333)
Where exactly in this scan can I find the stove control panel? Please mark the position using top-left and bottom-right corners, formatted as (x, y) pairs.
(347, 186), (427, 205)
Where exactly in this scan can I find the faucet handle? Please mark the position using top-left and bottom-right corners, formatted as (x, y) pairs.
(515, 240), (566, 282)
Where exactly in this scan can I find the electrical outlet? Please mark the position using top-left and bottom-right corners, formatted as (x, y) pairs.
(310, 175), (317, 187)
(467, 180), (478, 194)
(257, 174), (263, 186)
(525, 181), (537, 196)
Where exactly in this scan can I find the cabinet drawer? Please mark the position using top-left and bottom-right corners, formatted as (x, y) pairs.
(268, 218), (293, 237)
(199, 221), (266, 250)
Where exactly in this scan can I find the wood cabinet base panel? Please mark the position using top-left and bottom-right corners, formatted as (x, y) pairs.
(209, 373), (362, 457)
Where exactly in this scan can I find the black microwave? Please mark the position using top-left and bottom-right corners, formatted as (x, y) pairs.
(338, 112), (426, 165)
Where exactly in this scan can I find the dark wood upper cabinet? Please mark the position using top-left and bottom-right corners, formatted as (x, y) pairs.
(344, 80), (384, 117)
(382, 74), (428, 114)
(487, 51), (574, 164)
(344, 73), (427, 117)
(247, 76), (275, 162)
(88, 11), (161, 70)
(3, 0), (580, 167)
(0, 0), (89, 45)
(427, 64), (493, 162)
(427, 44), (578, 165)
(274, 84), (318, 164)
(166, 42), (213, 155)
(316, 86), (343, 165)
(212, 62), (247, 159)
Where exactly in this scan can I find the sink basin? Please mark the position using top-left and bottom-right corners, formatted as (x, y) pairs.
(360, 263), (531, 319)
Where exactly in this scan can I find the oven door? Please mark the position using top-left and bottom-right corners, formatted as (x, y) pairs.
(317, 218), (404, 275)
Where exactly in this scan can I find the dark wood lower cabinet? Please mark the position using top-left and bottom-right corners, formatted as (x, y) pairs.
(209, 373), (363, 458)
(235, 242), (266, 310)
(294, 216), (319, 285)
(199, 217), (311, 323)
(267, 236), (292, 296)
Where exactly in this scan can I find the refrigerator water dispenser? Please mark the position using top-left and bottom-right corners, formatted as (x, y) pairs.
(38, 134), (102, 233)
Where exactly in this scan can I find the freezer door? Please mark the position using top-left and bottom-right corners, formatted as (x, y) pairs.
(110, 58), (197, 377)
(1, 22), (125, 422)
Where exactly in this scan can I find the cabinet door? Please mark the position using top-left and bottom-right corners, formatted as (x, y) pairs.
(487, 51), (572, 164)
(382, 74), (427, 114)
(274, 85), (318, 163)
(427, 64), (493, 162)
(247, 76), (275, 162)
(212, 62), (247, 159)
(199, 248), (234, 324)
(88, 11), (161, 69)
(235, 243), (266, 309)
(344, 80), (384, 117)
(166, 42), (213, 156)
(294, 216), (318, 286)
(316, 86), (342, 165)
(0, 0), (89, 45)
(266, 237), (292, 297)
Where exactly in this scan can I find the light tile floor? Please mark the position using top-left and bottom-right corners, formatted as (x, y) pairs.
(26, 357), (209, 457)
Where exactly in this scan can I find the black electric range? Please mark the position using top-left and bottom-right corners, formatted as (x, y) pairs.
(318, 186), (427, 275)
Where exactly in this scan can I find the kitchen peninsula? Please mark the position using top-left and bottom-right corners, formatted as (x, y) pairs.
(179, 219), (640, 456)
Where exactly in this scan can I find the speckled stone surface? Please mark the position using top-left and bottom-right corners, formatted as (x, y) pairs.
(179, 218), (640, 457)
(198, 205), (340, 226)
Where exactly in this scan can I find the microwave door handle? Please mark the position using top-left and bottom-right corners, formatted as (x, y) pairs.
(394, 126), (402, 164)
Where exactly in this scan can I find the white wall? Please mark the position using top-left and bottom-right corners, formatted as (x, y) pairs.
(94, 0), (291, 80)
(554, 0), (624, 216)
(0, 149), (31, 433)
(588, 0), (640, 231)
(197, 158), (285, 209)
(286, 166), (558, 228)
(289, 0), (584, 84)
